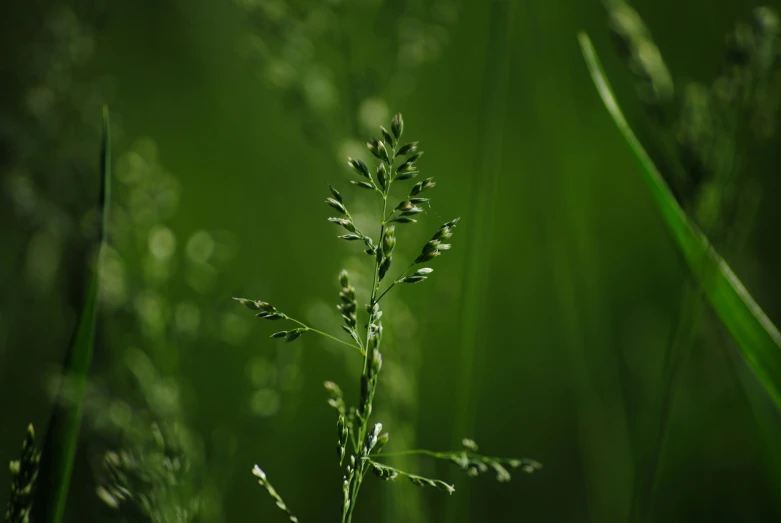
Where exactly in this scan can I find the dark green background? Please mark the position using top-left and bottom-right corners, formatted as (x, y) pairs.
(2, 0), (781, 521)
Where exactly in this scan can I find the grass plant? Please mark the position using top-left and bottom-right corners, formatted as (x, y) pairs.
(33, 107), (112, 523)
(235, 113), (540, 522)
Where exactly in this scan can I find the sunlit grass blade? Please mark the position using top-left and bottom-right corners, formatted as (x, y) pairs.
(34, 107), (112, 523)
(577, 32), (781, 407)
(579, 32), (781, 522)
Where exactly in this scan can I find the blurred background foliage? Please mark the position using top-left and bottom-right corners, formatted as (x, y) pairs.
(1, 0), (781, 522)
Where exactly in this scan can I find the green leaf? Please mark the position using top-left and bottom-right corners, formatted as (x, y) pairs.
(35, 107), (112, 523)
(578, 33), (781, 410)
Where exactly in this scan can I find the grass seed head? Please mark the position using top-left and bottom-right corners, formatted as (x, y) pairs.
(339, 234), (363, 241)
(371, 351), (383, 374)
(328, 217), (357, 233)
(461, 438), (478, 452)
(326, 197), (347, 215)
(6, 424), (40, 523)
(337, 271), (358, 330)
(606, 1), (674, 115)
(380, 126), (395, 147)
(377, 140), (390, 163)
(324, 381), (346, 416)
(379, 256), (392, 281)
(375, 433), (390, 454)
(252, 466), (298, 522)
(329, 184), (343, 203)
(367, 138), (382, 159)
(382, 226), (396, 256)
(397, 141), (418, 156)
(370, 462), (398, 480)
(337, 416), (348, 465)
(410, 177), (435, 196)
(391, 113), (404, 139)
(284, 329), (304, 343)
(377, 163), (388, 190)
(348, 158), (370, 179)
(351, 180), (374, 190)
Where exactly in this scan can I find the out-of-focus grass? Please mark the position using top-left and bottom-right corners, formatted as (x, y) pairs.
(579, 32), (781, 415)
(580, 30), (781, 522)
(35, 108), (111, 523)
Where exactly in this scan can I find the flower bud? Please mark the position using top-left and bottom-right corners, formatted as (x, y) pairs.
(377, 141), (390, 163)
(347, 158), (370, 178)
(367, 138), (382, 159)
(381, 126), (394, 147)
(377, 163), (388, 189)
(382, 226), (396, 256)
(391, 113), (404, 139)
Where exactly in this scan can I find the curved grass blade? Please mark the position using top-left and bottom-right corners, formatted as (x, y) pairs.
(34, 107), (112, 523)
(577, 33), (781, 409)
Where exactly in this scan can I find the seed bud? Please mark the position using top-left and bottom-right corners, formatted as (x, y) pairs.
(379, 256), (392, 281)
(397, 141), (418, 156)
(377, 140), (390, 163)
(285, 329), (303, 343)
(326, 198), (347, 215)
(377, 163), (388, 189)
(382, 226), (396, 256)
(410, 177), (435, 196)
(329, 184), (343, 203)
(381, 126), (394, 147)
(367, 138), (383, 159)
(350, 180), (374, 190)
(391, 113), (404, 139)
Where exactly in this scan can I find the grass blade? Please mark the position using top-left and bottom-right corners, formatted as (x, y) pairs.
(34, 107), (112, 523)
(577, 33), (781, 411)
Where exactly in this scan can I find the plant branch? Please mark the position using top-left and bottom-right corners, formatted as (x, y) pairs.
(286, 317), (364, 354)
(376, 262), (416, 303)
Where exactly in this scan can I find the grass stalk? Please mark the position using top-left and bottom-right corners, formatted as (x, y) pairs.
(236, 112), (538, 522)
(578, 32), (781, 412)
(34, 107), (112, 523)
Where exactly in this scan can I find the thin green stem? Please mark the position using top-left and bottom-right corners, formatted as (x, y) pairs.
(384, 203), (401, 223)
(286, 317), (363, 354)
(375, 283), (395, 305)
(373, 449), (448, 459)
(372, 449), (530, 463)
(344, 145), (395, 523)
(311, 328), (364, 354)
(376, 262), (415, 304)
(344, 211), (373, 249)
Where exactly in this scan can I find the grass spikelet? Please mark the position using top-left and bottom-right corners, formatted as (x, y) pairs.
(5, 424), (41, 523)
(35, 107), (112, 523)
(252, 466), (298, 523)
